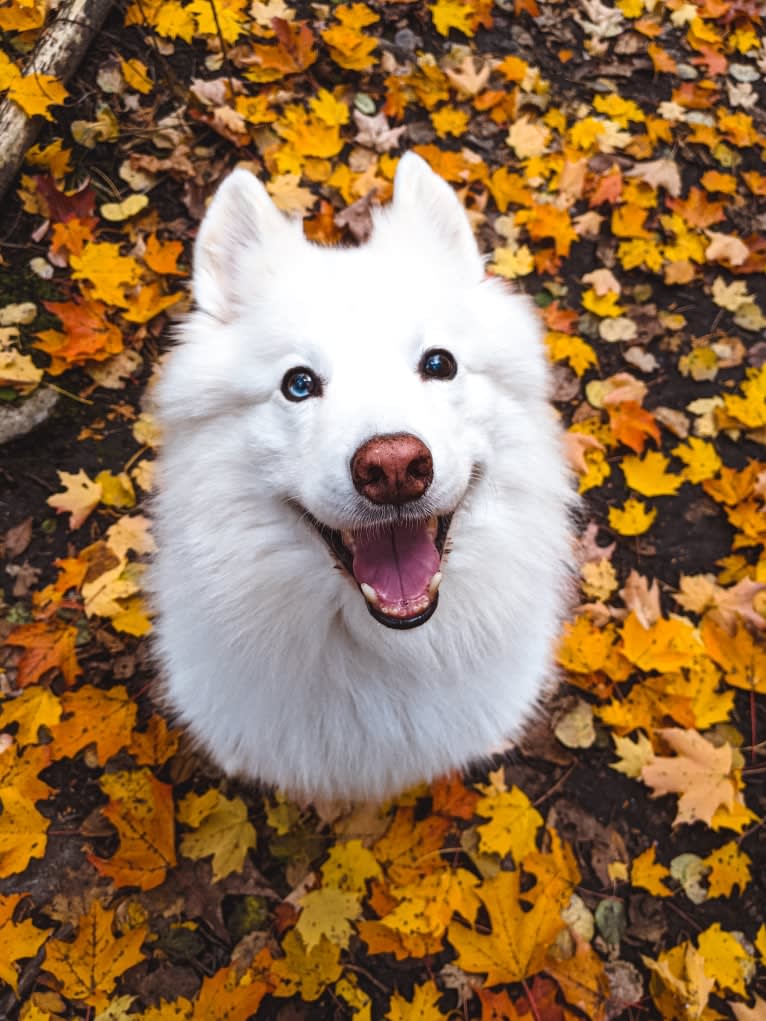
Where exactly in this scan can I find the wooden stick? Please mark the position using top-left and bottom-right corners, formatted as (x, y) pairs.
(0, 0), (114, 203)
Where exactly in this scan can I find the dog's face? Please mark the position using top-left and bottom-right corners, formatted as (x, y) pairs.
(158, 155), (550, 631)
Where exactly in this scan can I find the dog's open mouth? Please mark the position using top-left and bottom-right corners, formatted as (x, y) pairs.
(303, 512), (452, 629)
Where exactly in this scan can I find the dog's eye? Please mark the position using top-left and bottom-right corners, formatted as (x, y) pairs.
(281, 367), (322, 402)
(420, 348), (457, 381)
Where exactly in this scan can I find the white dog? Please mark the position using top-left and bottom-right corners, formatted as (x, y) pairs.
(151, 153), (574, 801)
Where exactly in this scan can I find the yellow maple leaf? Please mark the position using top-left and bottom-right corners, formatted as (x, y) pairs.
(26, 138), (72, 179)
(186, 0), (247, 41)
(475, 785), (543, 861)
(321, 4), (379, 71)
(578, 445), (612, 494)
(0, 894), (49, 991)
(310, 88), (349, 127)
(296, 887), (361, 951)
(430, 0), (474, 36)
(45, 900), (147, 1009)
(0, 0), (47, 32)
(644, 941), (715, 1021)
(0, 685), (62, 746)
(621, 612), (700, 673)
(70, 242), (143, 307)
(491, 244), (535, 279)
(622, 450), (683, 497)
(122, 281), (183, 324)
(665, 657), (734, 730)
(7, 72), (68, 120)
(545, 331), (599, 376)
(319, 839), (382, 896)
(617, 237), (664, 272)
(383, 868), (481, 943)
(697, 923), (754, 998)
(0, 787), (50, 877)
(608, 498), (657, 536)
(723, 365), (766, 429)
(110, 594), (153, 636)
(582, 288), (625, 317)
(178, 789), (256, 882)
(702, 840), (751, 898)
(47, 469), (102, 529)
(386, 980), (443, 1021)
(271, 930), (342, 1001)
(96, 470), (136, 509)
(631, 846), (672, 897)
(431, 105), (470, 137)
(120, 57), (152, 93)
(672, 436), (722, 483)
(557, 614), (624, 678)
(611, 732), (654, 778)
(593, 92), (645, 127)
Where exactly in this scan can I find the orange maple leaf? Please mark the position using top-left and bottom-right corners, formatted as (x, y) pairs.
(667, 187), (726, 229)
(701, 617), (766, 694)
(620, 612), (700, 673)
(88, 768), (176, 890)
(244, 19), (317, 81)
(516, 204), (578, 257)
(45, 900), (147, 1009)
(50, 684), (138, 764)
(5, 620), (80, 687)
(35, 297), (123, 374)
(607, 402), (660, 454)
(447, 867), (566, 985)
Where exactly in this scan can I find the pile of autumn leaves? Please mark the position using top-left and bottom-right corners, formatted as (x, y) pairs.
(2, 0), (766, 1017)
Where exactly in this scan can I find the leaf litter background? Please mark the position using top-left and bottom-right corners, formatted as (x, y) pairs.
(1, 0), (766, 1018)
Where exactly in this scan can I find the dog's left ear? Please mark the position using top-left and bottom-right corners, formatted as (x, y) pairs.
(392, 153), (483, 274)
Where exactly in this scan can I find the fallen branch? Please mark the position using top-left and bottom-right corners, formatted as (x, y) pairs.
(0, 0), (114, 203)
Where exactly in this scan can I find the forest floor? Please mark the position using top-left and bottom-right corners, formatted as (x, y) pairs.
(0, 1), (765, 1019)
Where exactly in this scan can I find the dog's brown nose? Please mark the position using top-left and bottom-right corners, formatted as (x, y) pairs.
(351, 433), (433, 505)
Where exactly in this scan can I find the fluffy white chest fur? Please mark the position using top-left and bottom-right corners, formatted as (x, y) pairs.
(151, 153), (574, 801)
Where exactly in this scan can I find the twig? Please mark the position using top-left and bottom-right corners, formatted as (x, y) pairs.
(0, 0), (116, 203)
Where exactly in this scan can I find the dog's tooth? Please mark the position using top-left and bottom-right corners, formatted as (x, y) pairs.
(428, 572), (442, 597)
(361, 583), (379, 607)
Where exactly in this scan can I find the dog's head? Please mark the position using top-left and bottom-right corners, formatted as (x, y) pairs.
(158, 154), (555, 631)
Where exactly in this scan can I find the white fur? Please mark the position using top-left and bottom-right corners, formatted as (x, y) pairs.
(151, 153), (575, 801)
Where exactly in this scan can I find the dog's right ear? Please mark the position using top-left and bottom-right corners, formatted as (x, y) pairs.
(193, 168), (289, 320)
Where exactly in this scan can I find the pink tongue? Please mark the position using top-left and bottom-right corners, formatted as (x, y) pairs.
(352, 523), (440, 605)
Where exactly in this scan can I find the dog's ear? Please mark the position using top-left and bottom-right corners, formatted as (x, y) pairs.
(193, 168), (290, 320)
(392, 152), (483, 273)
